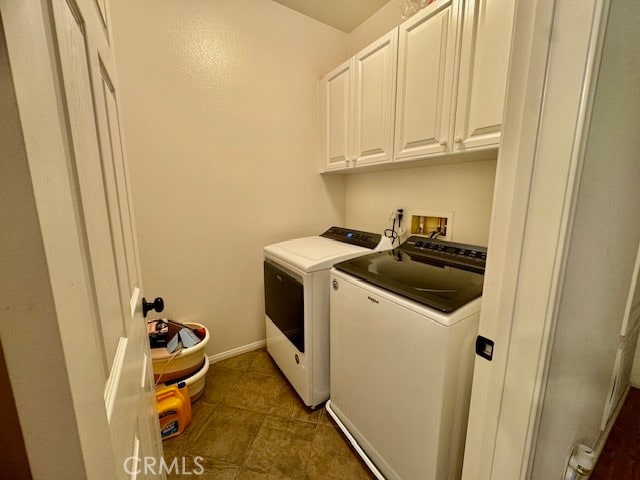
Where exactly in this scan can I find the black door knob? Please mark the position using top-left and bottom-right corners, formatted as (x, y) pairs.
(142, 297), (164, 318)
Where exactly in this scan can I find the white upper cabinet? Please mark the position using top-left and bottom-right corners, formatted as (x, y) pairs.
(453, 0), (516, 152)
(321, 30), (398, 171)
(394, 0), (459, 162)
(320, 0), (515, 173)
(352, 29), (398, 167)
(321, 59), (353, 171)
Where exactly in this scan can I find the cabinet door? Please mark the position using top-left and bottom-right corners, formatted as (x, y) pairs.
(394, 0), (459, 162)
(352, 29), (398, 167)
(320, 59), (353, 171)
(453, 0), (516, 152)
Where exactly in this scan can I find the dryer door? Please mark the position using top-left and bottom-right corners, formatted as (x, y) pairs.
(264, 260), (305, 352)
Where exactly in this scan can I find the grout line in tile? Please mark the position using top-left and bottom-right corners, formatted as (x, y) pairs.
(238, 411), (269, 470)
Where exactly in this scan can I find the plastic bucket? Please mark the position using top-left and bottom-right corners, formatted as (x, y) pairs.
(166, 355), (210, 404)
(152, 322), (209, 383)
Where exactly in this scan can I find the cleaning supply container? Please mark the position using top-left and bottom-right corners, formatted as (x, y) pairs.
(152, 322), (209, 383)
(156, 382), (192, 440)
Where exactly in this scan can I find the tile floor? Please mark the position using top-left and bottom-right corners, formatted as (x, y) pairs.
(163, 348), (375, 480)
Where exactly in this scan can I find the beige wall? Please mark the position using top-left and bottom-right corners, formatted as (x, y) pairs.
(111, 0), (347, 355)
(348, 0), (404, 55)
(112, 0), (497, 357)
(344, 1), (498, 247)
(345, 160), (497, 246)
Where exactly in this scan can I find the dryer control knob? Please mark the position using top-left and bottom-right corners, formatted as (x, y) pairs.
(332, 279), (339, 291)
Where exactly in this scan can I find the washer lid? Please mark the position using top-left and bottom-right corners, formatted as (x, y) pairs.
(334, 237), (487, 312)
(264, 235), (377, 273)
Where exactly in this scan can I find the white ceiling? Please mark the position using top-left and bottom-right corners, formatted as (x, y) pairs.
(272, 0), (391, 33)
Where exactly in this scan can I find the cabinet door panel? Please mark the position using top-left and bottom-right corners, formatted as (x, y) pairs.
(395, 0), (458, 162)
(320, 60), (352, 171)
(454, 0), (515, 152)
(352, 29), (397, 167)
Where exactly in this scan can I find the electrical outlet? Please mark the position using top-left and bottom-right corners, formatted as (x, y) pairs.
(389, 207), (405, 221)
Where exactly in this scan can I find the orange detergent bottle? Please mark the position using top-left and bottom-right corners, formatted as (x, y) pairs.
(156, 381), (192, 440)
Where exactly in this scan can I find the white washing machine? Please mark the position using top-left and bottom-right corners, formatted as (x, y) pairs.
(263, 226), (392, 407)
(326, 236), (487, 480)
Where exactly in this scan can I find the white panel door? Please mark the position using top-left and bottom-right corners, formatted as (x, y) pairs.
(453, 0), (516, 152)
(320, 58), (353, 171)
(394, 0), (459, 162)
(10, 0), (164, 477)
(352, 28), (398, 167)
(51, 0), (162, 475)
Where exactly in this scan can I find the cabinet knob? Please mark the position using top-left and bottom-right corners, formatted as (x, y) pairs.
(454, 136), (463, 143)
(439, 139), (447, 146)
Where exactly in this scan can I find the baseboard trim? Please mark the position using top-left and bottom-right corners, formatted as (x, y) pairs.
(208, 339), (266, 364)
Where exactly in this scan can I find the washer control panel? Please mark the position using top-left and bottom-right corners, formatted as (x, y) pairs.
(404, 236), (487, 272)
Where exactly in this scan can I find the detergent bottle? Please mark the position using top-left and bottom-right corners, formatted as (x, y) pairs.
(156, 381), (192, 440)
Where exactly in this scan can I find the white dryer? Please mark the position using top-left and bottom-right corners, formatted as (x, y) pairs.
(263, 226), (392, 407)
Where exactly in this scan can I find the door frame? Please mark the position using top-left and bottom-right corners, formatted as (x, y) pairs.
(461, 0), (609, 478)
(3, 0), (612, 477)
(1, 0), (121, 477)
